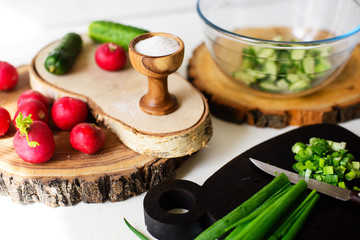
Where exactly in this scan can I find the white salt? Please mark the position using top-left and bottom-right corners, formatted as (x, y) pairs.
(135, 36), (180, 56)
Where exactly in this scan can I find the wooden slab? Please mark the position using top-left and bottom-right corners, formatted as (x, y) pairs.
(30, 35), (212, 158)
(0, 66), (186, 207)
(188, 43), (360, 128)
(143, 124), (360, 239)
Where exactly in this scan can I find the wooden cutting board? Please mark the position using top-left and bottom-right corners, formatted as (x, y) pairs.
(29, 35), (212, 158)
(188, 43), (360, 128)
(0, 66), (187, 207)
(143, 124), (360, 240)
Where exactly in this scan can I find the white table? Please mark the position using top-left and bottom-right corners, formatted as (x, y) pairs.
(0, 1), (359, 239)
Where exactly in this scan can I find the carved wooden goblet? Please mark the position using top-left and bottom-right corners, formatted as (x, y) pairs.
(129, 32), (184, 115)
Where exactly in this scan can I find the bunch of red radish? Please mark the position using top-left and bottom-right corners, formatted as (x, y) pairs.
(1, 88), (105, 164)
(0, 47), (121, 164)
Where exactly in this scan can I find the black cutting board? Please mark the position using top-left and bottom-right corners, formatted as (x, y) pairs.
(143, 124), (360, 240)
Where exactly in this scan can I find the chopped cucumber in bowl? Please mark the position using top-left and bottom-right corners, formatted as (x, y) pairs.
(232, 36), (333, 94)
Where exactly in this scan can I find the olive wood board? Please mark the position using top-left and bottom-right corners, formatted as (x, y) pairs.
(143, 124), (360, 240)
(0, 66), (187, 207)
(188, 43), (360, 129)
(29, 34), (212, 158)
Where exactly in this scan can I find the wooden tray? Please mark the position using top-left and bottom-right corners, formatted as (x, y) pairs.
(30, 35), (212, 158)
(0, 66), (186, 207)
(143, 124), (360, 239)
(188, 44), (360, 128)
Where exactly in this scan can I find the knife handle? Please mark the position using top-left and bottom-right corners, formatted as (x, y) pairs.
(350, 190), (360, 204)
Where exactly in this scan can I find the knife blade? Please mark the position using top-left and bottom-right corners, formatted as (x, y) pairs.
(249, 158), (360, 204)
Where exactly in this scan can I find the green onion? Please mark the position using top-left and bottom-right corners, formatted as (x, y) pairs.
(225, 180), (307, 240)
(194, 173), (290, 240)
(338, 181), (346, 189)
(268, 189), (318, 240)
(196, 176), (319, 240)
(291, 137), (358, 188)
(225, 183), (292, 232)
(282, 193), (320, 240)
(124, 218), (149, 240)
(345, 169), (359, 181)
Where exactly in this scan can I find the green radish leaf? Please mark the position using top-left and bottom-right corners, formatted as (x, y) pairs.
(15, 112), (39, 148)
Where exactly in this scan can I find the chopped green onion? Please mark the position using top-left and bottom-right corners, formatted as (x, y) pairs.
(338, 182), (346, 189)
(323, 166), (334, 175)
(352, 161), (360, 170)
(345, 169), (360, 181)
(292, 137), (358, 188)
(304, 169), (312, 178)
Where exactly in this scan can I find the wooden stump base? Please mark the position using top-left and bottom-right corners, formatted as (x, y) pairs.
(0, 66), (186, 207)
(188, 43), (360, 128)
(30, 35), (212, 158)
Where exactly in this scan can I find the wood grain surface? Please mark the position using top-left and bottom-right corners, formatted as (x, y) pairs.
(0, 66), (186, 207)
(30, 34), (212, 158)
(188, 43), (360, 128)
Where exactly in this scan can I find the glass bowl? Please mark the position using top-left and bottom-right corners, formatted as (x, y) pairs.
(197, 0), (360, 98)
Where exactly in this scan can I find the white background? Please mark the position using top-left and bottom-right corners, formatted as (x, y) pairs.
(0, 1), (359, 239)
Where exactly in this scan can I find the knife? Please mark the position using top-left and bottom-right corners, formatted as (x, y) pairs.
(249, 158), (360, 204)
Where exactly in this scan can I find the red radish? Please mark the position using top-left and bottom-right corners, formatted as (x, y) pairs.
(95, 43), (127, 71)
(0, 107), (11, 136)
(0, 61), (18, 91)
(70, 123), (105, 154)
(17, 90), (50, 108)
(52, 96), (88, 131)
(14, 99), (49, 128)
(13, 113), (55, 163)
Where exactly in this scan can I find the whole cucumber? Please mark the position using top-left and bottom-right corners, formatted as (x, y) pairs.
(88, 20), (149, 51)
(44, 32), (82, 75)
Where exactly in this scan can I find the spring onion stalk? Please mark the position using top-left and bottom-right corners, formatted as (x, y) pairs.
(124, 218), (149, 240)
(194, 173), (290, 240)
(282, 193), (320, 240)
(225, 180), (308, 240)
(225, 183), (292, 232)
(268, 189), (318, 240)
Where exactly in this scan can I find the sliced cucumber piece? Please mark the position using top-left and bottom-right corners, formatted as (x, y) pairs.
(303, 57), (315, 74)
(242, 57), (253, 70)
(289, 80), (311, 92)
(246, 69), (266, 79)
(234, 35), (333, 93)
(259, 81), (282, 92)
(315, 58), (332, 73)
(290, 49), (306, 60)
(257, 48), (276, 59)
(286, 73), (299, 83)
(276, 79), (289, 90)
(233, 71), (256, 85)
(262, 60), (277, 75)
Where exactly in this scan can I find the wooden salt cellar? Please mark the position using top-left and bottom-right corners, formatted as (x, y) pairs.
(129, 32), (184, 115)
